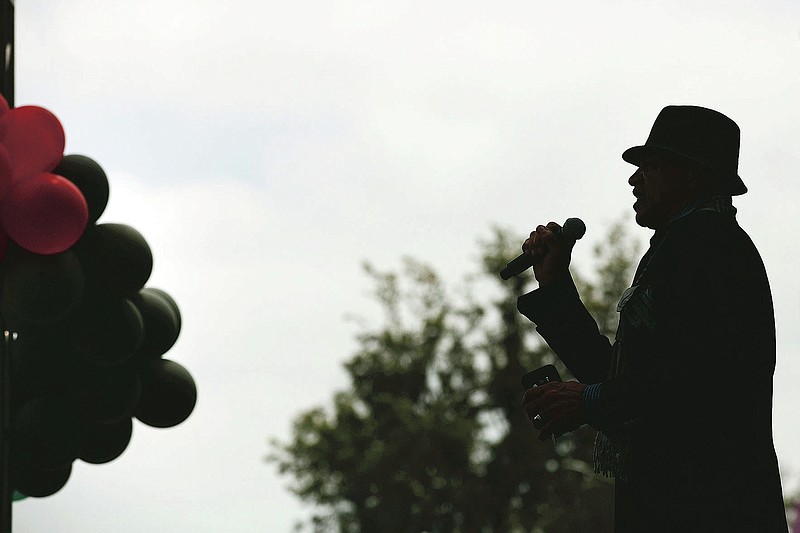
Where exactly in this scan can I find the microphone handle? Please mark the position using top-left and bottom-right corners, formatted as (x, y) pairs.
(499, 218), (585, 280)
(500, 254), (535, 280)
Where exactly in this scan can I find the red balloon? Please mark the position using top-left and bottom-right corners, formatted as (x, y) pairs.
(0, 93), (8, 116)
(0, 106), (66, 181)
(0, 172), (89, 254)
(0, 144), (12, 198)
(0, 226), (7, 262)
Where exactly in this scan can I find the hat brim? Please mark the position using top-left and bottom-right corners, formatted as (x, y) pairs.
(622, 144), (747, 196)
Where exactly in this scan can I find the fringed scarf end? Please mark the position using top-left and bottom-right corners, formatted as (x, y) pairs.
(593, 431), (629, 481)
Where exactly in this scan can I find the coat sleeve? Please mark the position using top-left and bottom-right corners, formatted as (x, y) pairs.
(517, 272), (613, 384)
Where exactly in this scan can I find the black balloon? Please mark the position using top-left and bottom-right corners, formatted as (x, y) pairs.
(53, 154), (110, 224)
(135, 359), (197, 428)
(13, 397), (84, 471)
(1, 248), (84, 324)
(13, 463), (72, 498)
(145, 288), (181, 333)
(11, 323), (79, 405)
(12, 320), (78, 361)
(75, 223), (153, 298)
(79, 418), (133, 465)
(133, 289), (180, 362)
(68, 366), (142, 424)
(73, 298), (144, 367)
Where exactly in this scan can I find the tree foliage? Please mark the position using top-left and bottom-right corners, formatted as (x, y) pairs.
(270, 220), (640, 532)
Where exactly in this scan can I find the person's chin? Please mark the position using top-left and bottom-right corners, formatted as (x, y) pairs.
(633, 203), (657, 229)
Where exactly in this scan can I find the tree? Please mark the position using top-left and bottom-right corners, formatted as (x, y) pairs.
(270, 219), (640, 532)
(783, 485), (800, 530)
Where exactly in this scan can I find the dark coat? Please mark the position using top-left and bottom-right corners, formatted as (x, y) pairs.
(517, 209), (787, 532)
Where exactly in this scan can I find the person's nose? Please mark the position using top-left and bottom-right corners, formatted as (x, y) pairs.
(629, 168), (643, 186)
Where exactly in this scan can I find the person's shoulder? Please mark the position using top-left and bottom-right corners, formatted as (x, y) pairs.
(660, 210), (746, 263)
(673, 210), (765, 270)
(669, 209), (740, 243)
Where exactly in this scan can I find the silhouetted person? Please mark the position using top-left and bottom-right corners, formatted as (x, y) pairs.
(519, 106), (787, 532)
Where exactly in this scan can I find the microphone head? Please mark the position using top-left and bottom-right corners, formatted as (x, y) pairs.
(562, 218), (586, 242)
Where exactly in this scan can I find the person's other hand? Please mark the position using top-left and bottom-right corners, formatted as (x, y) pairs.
(522, 381), (587, 441)
(521, 222), (573, 286)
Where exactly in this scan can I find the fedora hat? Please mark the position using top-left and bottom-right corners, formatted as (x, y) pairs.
(622, 105), (747, 196)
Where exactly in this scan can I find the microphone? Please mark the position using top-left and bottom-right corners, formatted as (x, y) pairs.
(499, 218), (586, 280)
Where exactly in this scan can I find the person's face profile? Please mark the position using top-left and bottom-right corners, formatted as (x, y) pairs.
(629, 156), (696, 230)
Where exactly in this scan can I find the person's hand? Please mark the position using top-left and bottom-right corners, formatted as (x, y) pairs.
(522, 381), (588, 441)
(521, 222), (573, 286)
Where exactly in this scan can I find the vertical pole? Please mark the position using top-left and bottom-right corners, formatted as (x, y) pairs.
(0, 328), (10, 533)
(0, 2), (13, 530)
(1, 0), (14, 107)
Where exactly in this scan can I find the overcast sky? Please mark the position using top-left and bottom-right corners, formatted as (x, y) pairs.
(8, 1), (800, 531)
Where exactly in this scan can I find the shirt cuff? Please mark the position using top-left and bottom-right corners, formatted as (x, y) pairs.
(581, 383), (604, 430)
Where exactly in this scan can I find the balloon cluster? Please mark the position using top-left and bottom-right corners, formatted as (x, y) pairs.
(0, 95), (197, 498)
